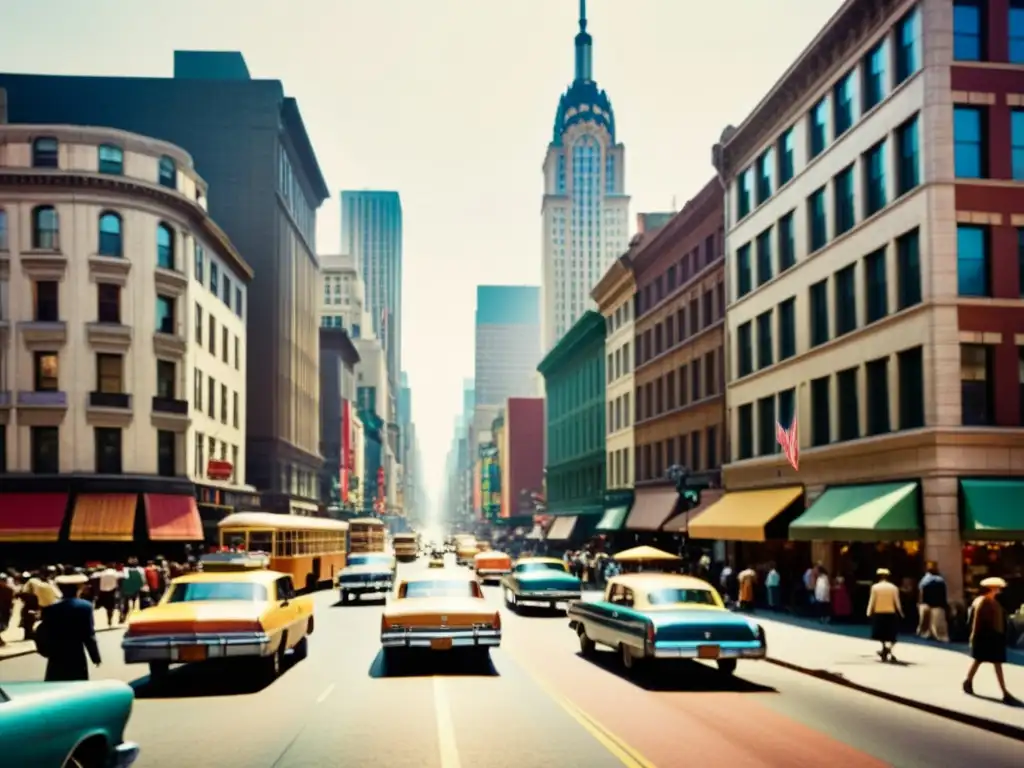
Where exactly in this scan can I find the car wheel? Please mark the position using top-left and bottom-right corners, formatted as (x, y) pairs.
(265, 639), (286, 680)
(620, 644), (636, 672)
(717, 659), (737, 675)
(578, 628), (596, 657)
(148, 661), (170, 682)
(293, 635), (309, 662)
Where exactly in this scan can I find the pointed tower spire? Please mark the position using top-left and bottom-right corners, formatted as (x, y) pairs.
(574, 0), (593, 82)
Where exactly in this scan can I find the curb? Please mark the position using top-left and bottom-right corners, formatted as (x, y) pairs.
(0, 625), (124, 663)
(766, 656), (1024, 743)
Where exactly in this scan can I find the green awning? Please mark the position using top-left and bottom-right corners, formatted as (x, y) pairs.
(789, 482), (920, 542)
(596, 505), (629, 532)
(961, 479), (1024, 540)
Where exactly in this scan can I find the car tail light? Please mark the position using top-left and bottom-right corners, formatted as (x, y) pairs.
(493, 611), (501, 630)
(381, 615), (388, 632)
(646, 622), (655, 645)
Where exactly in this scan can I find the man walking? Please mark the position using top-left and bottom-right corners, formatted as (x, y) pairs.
(35, 572), (101, 682)
(917, 562), (950, 642)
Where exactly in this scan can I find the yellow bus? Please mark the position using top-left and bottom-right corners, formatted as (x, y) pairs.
(392, 532), (418, 562)
(217, 512), (349, 592)
(349, 516), (387, 554)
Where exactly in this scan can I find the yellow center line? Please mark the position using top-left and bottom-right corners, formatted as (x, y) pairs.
(433, 677), (462, 768)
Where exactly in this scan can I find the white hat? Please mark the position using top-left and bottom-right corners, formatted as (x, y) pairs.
(876, 568), (891, 577)
(979, 576), (1007, 589)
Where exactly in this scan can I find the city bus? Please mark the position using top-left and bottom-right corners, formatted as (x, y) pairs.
(348, 517), (387, 554)
(217, 512), (349, 592)
(392, 532), (419, 562)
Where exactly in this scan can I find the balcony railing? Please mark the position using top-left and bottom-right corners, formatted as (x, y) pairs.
(17, 390), (67, 407)
(152, 395), (188, 415)
(89, 391), (131, 409)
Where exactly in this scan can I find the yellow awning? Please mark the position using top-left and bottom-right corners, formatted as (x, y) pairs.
(687, 486), (804, 542)
(69, 494), (137, 542)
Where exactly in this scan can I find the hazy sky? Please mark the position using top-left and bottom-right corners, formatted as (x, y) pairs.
(2, 0), (843, 517)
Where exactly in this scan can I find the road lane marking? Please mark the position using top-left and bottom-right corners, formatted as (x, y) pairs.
(433, 677), (462, 768)
(502, 649), (656, 768)
(316, 683), (335, 704)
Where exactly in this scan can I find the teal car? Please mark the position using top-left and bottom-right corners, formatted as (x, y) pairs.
(500, 557), (582, 611)
(0, 679), (140, 767)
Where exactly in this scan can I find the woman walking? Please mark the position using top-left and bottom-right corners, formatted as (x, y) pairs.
(814, 567), (832, 623)
(867, 568), (903, 662)
(964, 577), (1018, 704)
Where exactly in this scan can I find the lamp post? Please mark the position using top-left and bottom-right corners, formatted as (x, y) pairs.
(666, 464), (700, 570)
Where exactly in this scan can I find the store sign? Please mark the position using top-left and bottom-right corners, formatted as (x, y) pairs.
(206, 459), (233, 481)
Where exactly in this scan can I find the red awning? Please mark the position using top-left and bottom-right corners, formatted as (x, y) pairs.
(0, 493), (69, 542)
(144, 494), (203, 541)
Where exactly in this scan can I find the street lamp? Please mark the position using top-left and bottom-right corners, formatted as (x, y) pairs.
(666, 464), (701, 566)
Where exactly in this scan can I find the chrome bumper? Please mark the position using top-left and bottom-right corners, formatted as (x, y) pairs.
(518, 590), (581, 601)
(476, 569), (511, 578)
(651, 642), (766, 660)
(380, 628), (502, 649)
(121, 632), (270, 663)
(112, 742), (141, 767)
(340, 580), (393, 594)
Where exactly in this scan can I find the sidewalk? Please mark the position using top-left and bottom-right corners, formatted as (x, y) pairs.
(757, 614), (1024, 738)
(1, 601), (126, 661)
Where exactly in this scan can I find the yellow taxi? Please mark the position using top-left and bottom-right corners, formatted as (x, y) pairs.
(121, 556), (314, 682)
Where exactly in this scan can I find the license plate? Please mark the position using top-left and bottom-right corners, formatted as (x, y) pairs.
(430, 637), (453, 650)
(697, 645), (720, 660)
(178, 645), (207, 663)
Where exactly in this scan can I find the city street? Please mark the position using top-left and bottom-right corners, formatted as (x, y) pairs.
(2, 558), (1022, 768)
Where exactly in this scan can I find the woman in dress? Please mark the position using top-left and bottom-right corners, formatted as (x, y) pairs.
(867, 568), (903, 662)
(963, 577), (1018, 704)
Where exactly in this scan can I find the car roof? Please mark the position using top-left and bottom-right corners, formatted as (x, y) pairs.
(608, 573), (715, 592)
(173, 570), (284, 586)
(514, 557), (565, 566)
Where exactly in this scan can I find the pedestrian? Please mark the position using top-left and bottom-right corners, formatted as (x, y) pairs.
(119, 558), (145, 621)
(803, 563), (819, 616)
(34, 572), (101, 682)
(867, 567), (903, 662)
(765, 563), (781, 611)
(831, 576), (852, 622)
(95, 563), (120, 626)
(0, 570), (15, 647)
(718, 562), (734, 605)
(737, 566), (757, 611)
(963, 576), (1019, 704)
(814, 567), (832, 623)
(917, 562), (950, 642)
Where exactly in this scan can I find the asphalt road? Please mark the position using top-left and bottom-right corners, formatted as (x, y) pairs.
(2, 556), (1021, 767)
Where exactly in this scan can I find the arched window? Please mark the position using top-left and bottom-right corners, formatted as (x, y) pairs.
(156, 222), (175, 269)
(158, 155), (176, 189)
(32, 137), (59, 168)
(98, 211), (123, 257)
(98, 144), (124, 175)
(32, 205), (59, 250)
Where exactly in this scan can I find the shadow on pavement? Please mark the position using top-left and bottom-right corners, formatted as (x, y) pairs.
(332, 597), (388, 608)
(367, 649), (499, 679)
(130, 657), (291, 699)
(508, 605), (568, 618)
(578, 650), (776, 694)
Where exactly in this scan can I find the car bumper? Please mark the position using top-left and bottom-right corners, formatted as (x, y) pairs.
(122, 632), (271, 663)
(340, 581), (393, 594)
(381, 628), (502, 649)
(517, 590), (581, 601)
(476, 569), (511, 578)
(112, 742), (141, 767)
(651, 642), (767, 660)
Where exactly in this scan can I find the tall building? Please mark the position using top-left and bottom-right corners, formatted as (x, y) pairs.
(0, 51), (331, 511)
(318, 253), (370, 338)
(541, 0), (630, 352)
(474, 285), (542, 406)
(341, 191), (403, 386)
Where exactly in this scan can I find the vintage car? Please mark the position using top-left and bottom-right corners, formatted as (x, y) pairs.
(380, 574), (501, 667)
(567, 573), (767, 675)
(428, 555), (446, 569)
(337, 552), (397, 603)
(0, 680), (139, 767)
(121, 569), (314, 681)
(454, 538), (480, 566)
(473, 550), (512, 583)
(500, 557), (582, 611)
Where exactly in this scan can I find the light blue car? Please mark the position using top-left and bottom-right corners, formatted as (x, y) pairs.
(501, 557), (582, 611)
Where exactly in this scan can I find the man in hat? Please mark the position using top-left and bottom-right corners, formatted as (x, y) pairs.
(867, 567), (903, 662)
(36, 572), (101, 682)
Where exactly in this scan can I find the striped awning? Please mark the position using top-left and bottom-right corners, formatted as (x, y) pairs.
(69, 494), (137, 542)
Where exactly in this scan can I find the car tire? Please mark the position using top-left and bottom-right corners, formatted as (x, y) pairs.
(717, 659), (737, 675)
(265, 639), (286, 680)
(578, 628), (596, 657)
(505, 590), (518, 611)
(148, 661), (170, 682)
(620, 644), (636, 672)
(293, 635), (309, 662)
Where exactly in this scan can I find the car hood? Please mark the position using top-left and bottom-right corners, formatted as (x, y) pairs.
(3, 679), (133, 705)
(128, 600), (265, 626)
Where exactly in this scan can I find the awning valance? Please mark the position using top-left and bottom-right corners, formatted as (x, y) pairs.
(624, 488), (678, 531)
(545, 515), (578, 542)
(69, 494), (137, 542)
(0, 493), (68, 542)
(661, 490), (724, 533)
(596, 505), (629, 532)
(789, 482), (920, 542)
(961, 479), (1024, 541)
(687, 486), (804, 542)
(145, 494), (203, 541)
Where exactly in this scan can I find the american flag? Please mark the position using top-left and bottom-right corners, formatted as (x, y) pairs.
(776, 415), (800, 472)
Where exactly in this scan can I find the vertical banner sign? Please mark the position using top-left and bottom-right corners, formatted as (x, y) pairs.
(340, 401), (351, 504)
(377, 466), (385, 512)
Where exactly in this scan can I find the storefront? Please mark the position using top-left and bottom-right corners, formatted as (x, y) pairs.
(194, 484), (261, 547)
(662, 489), (723, 566)
(544, 510), (601, 550)
(960, 478), (1024, 613)
(620, 485), (678, 550)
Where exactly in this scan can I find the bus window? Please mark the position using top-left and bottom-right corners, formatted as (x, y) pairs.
(249, 532), (272, 554)
(223, 532), (246, 550)
(276, 531), (291, 557)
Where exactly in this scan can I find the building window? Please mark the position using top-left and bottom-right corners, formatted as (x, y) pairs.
(222, 327), (229, 363)
(808, 187), (827, 252)
(757, 395), (776, 456)
(221, 384), (228, 424)
(736, 243), (752, 298)
(158, 155), (176, 188)
(0, 208), (6, 251)
(34, 352), (58, 391)
(954, 107), (986, 178)
(737, 321), (753, 377)
(1011, 1), (1024, 63)
(97, 211), (122, 257)
(157, 430), (176, 477)
(1012, 110), (1024, 180)
(691, 432), (701, 472)
(194, 242), (205, 282)
(957, 225), (990, 297)
(777, 128), (794, 185)
(1019, 348), (1024, 425)
(809, 97), (828, 159)
(896, 229), (922, 308)
(778, 387), (796, 428)
(234, 336), (241, 370)
(233, 391), (240, 428)
(98, 283), (120, 323)
(865, 248), (888, 324)
(706, 426), (718, 469)
(32, 137), (59, 168)
(894, 7), (921, 84)
(778, 211), (795, 272)
(97, 144), (124, 175)
(31, 426), (59, 474)
(756, 227), (773, 286)
(691, 358), (702, 401)
(863, 141), (887, 217)
(210, 261), (220, 294)
(34, 281), (59, 322)
(810, 376), (831, 447)
(195, 303), (203, 345)
(834, 165), (855, 237)
(809, 279), (829, 347)
(953, 0), (985, 61)
(157, 360), (176, 399)
(222, 273), (231, 305)
(837, 368), (859, 441)
(94, 428), (123, 474)
(31, 205), (59, 250)
(96, 354), (123, 393)
(833, 71), (855, 138)
(156, 222), (175, 270)
(737, 404), (753, 460)
(866, 357), (891, 436)
(194, 369), (203, 410)
(778, 297), (796, 360)
(704, 350), (716, 396)
(736, 168), (752, 219)
(834, 264), (857, 336)
(755, 149), (773, 205)
(898, 346), (925, 429)
(896, 115), (920, 196)
(208, 377), (215, 418)
(156, 295), (176, 334)
(756, 310), (773, 370)
(863, 40), (887, 112)
(961, 344), (993, 425)
(235, 287), (244, 318)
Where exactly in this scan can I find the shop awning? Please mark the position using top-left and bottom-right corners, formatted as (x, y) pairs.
(69, 494), (137, 542)
(0, 493), (68, 542)
(789, 482), (920, 542)
(624, 488), (679, 531)
(661, 490), (724, 533)
(687, 486), (804, 542)
(596, 505), (630, 532)
(525, 524), (545, 540)
(961, 479), (1024, 540)
(145, 494), (203, 541)
(545, 515), (578, 542)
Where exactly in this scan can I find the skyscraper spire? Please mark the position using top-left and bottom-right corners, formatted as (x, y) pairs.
(574, 0), (593, 82)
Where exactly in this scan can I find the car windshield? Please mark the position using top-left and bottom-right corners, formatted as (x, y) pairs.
(348, 555), (391, 568)
(167, 582), (267, 602)
(515, 562), (567, 574)
(646, 588), (718, 607)
(402, 580), (480, 599)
